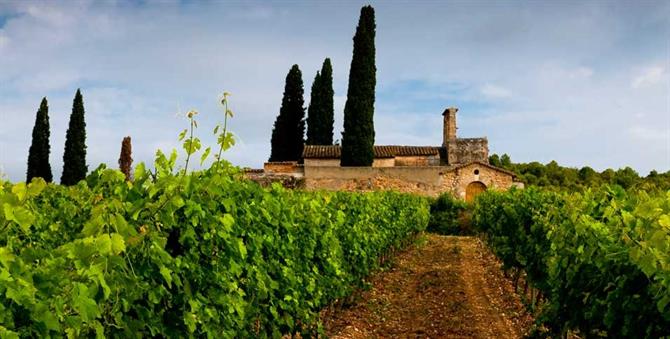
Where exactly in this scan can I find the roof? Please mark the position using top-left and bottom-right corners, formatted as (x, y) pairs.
(302, 145), (442, 159)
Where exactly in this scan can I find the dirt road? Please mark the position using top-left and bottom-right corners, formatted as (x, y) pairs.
(323, 235), (533, 338)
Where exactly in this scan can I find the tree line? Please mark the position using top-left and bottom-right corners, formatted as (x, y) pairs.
(489, 153), (670, 191)
(25, 89), (133, 185)
(269, 5), (376, 166)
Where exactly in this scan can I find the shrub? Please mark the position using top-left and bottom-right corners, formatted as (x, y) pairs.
(427, 192), (469, 235)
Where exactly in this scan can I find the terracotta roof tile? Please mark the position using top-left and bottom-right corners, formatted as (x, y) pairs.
(302, 145), (441, 159)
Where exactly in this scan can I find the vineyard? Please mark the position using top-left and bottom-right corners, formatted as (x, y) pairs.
(0, 159), (428, 337)
(472, 187), (670, 337)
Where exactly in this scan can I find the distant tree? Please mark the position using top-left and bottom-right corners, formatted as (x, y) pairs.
(500, 154), (512, 169)
(26, 97), (53, 183)
(614, 166), (639, 189)
(601, 168), (616, 184)
(341, 5), (376, 166)
(306, 58), (335, 145)
(307, 70), (322, 143)
(488, 154), (501, 167)
(578, 166), (600, 187)
(488, 155), (665, 191)
(61, 89), (88, 185)
(118, 136), (133, 181)
(269, 65), (305, 162)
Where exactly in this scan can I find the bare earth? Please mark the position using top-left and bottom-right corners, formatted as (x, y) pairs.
(323, 234), (533, 338)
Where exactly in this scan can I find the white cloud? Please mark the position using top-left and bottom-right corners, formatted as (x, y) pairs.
(569, 67), (594, 79)
(632, 66), (666, 89)
(628, 125), (670, 142)
(481, 84), (512, 99)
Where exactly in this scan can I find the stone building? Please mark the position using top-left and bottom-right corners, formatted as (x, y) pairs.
(252, 107), (521, 200)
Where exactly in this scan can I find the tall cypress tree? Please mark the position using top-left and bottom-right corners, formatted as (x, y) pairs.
(306, 58), (335, 145)
(306, 71), (322, 144)
(341, 6), (376, 166)
(61, 89), (88, 185)
(269, 65), (305, 162)
(26, 97), (53, 183)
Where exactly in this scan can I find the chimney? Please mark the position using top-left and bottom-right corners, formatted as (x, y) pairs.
(442, 107), (458, 146)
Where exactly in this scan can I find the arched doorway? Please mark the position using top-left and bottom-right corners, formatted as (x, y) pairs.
(465, 181), (486, 202)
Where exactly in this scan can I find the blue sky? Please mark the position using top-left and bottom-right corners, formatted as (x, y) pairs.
(0, 0), (668, 182)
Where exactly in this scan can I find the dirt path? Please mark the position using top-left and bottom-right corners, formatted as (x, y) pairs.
(323, 234), (533, 338)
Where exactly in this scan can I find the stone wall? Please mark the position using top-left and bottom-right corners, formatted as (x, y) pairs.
(263, 161), (303, 174)
(394, 155), (440, 166)
(303, 163), (516, 198)
(446, 138), (489, 165)
(372, 158), (395, 167)
(303, 158), (395, 167)
(439, 163), (514, 200)
(244, 172), (305, 189)
(304, 159), (340, 167)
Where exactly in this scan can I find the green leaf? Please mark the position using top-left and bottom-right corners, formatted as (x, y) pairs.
(111, 233), (126, 255)
(182, 138), (202, 156)
(0, 248), (15, 267)
(11, 183), (26, 201)
(93, 321), (105, 339)
(659, 214), (670, 228)
(27, 178), (46, 197)
(184, 312), (197, 333)
(0, 326), (20, 339)
(96, 234), (112, 255)
(200, 147), (211, 166)
(178, 129), (188, 141)
(6, 206), (35, 233)
(658, 294), (670, 313)
(73, 284), (100, 322)
(220, 213), (234, 231)
(160, 266), (173, 288)
(237, 239), (247, 259)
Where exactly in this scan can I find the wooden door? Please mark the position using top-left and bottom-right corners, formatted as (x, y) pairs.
(465, 181), (486, 202)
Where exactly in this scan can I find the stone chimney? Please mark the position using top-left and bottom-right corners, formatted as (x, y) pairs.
(442, 107), (458, 146)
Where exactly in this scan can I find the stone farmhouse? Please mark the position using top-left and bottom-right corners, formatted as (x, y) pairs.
(249, 107), (521, 200)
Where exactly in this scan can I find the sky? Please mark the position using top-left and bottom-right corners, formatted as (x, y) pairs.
(0, 0), (669, 182)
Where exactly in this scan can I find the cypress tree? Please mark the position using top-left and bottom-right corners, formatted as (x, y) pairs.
(118, 136), (133, 182)
(306, 58), (335, 145)
(306, 71), (322, 144)
(269, 65), (305, 162)
(341, 6), (376, 166)
(61, 89), (88, 185)
(26, 97), (53, 183)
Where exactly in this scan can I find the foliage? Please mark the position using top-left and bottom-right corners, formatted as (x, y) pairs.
(61, 89), (88, 186)
(0, 92), (429, 337)
(489, 154), (668, 192)
(118, 137), (133, 182)
(214, 92), (235, 162)
(472, 187), (670, 337)
(269, 65), (306, 162)
(0, 167), (428, 337)
(341, 6), (376, 167)
(26, 97), (53, 183)
(489, 153), (670, 192)
(427, 193), (469, 235)
(306, 58), (335, 145)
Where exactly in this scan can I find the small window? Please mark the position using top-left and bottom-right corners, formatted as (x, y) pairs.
(474, 169), (480, 175)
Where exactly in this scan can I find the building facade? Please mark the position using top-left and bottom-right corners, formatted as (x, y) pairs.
(252, 107), (521, 200)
